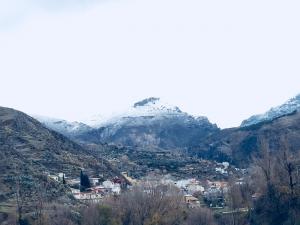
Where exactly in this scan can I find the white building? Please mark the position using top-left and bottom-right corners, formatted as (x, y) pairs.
(175, 179), (204, 195)
(90, 178), (101, 186)
(48, 175), (59, 182)
(186, 183), (205, 194)
(58, 173), (65, 179)
(184, 194), (201, 208)
(73, 192), (103, 203)
(103, 180), (121, 194)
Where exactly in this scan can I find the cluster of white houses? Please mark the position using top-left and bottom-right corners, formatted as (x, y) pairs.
(48, 173), (123, 203)
(177, 179), (229, 208)
(48, 171), (243, 208)
(140, 175), (231, 208)
(71, 179), (122, 202)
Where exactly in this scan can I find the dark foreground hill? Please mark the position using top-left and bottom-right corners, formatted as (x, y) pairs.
(0, 106), (118, 210)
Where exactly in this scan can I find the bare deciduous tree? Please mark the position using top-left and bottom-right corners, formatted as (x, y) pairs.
(185, 208), (216, 225)
(104, 183), (185, 225)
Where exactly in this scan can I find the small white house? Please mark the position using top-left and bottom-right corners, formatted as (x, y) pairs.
(215, 167), (227, 174)
(73, 192), (103, 203)
(184, 194), (201, 208)
(186, 184), (205, 194)
(90, 178), (101, 186)
(58, 173), (65, 179)
(103, 180), (121, 194)
(48, 175), (59, 182)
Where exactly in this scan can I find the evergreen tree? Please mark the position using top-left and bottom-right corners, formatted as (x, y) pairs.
(62, 174), (66, 185)
(80, 170), (91, 191)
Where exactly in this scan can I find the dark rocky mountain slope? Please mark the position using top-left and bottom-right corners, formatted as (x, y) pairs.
(0, 106), (118, 207)
(191, 110), (300, 166)
(76, 98), (219, 149)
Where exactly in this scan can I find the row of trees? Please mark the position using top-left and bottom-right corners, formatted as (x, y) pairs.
(249, 139), (300, 225)
(8, 182), (217, 225)
(218, 138), (300, 225)
(81, 184), (216, 225)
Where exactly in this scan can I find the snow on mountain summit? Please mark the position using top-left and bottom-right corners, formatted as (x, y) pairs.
(133, 97), (160, 107)
(133, 97), (182, 113)
(33, 115), (92, 136)
(131, 97), (182, 115)
(241, 93), (300, 127)
(82, 97), (188, 128)
(77, 97), (218, 148)
(33, 97), (217, 146)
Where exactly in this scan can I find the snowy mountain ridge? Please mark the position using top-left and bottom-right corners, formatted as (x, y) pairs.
(81, 97), (210, 128)
(77, 97), (218, 148)
(241, 94), (300, 127)
(33, 115), (92, 136)
(33, 97), (218, 148)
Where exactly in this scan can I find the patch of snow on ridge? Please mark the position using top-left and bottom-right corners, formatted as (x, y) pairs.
(33, 115), (91, 133)
(241, 94), (300, 127)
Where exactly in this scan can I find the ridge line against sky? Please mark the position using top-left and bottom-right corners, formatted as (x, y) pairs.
(0, 0), (300, 128)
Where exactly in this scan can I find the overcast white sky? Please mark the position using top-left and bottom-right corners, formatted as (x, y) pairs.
(0, 0), (300, 128)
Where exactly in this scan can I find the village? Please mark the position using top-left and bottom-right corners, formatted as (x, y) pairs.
(47, 160), (250, 211)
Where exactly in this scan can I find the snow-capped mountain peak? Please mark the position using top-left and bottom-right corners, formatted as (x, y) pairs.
(241, 93), (300, 127)
(77, 97), (218, 148)
(32, 97), (218, 148)
(133, 97), (161, 107)
(131, 97), (182, 114)
(31, 98), (218, 148)
(133, 97), (182, 113)
(82, 97), (185, 128)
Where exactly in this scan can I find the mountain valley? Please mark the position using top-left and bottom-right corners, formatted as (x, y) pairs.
(2, 94), (300, 224)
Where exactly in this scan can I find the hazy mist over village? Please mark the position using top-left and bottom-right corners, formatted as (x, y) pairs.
(1, 1), (300, 225)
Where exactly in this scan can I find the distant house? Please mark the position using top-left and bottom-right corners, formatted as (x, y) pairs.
(187, 183), (205, 194)
(70, 188), (80, 194)
(184, 195), (200, 208)
(48, 173), (66, 182)
(90, 178), (101, 186)
(206, 180), (228, 191)
(215, 167), (227, 174)
(88, 186), (108, 194)
(175, 178), (204, 195)
(48, 175), (59, 182)
(73, 192), (103, 203)
(103, 180), (121, 194)
(58, 173), (65, 180)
